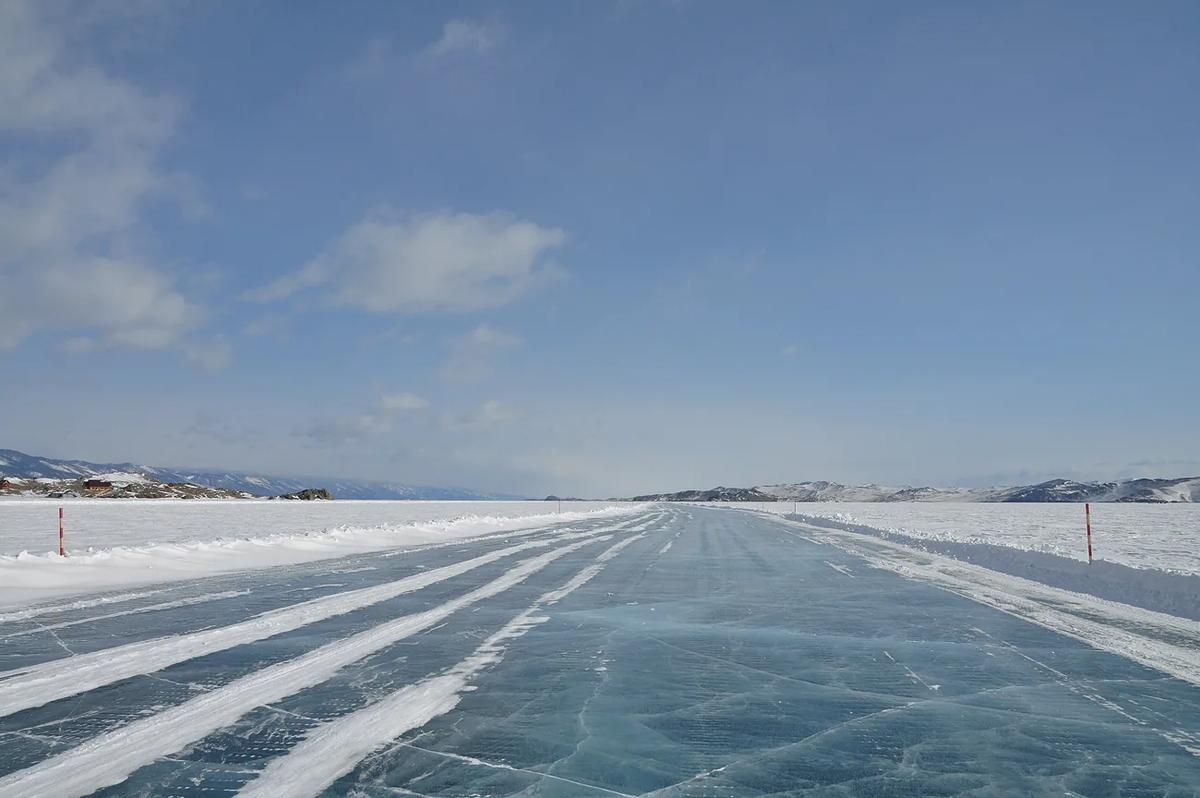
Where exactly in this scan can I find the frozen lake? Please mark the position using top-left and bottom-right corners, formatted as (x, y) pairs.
(1, 506), (1199, 796)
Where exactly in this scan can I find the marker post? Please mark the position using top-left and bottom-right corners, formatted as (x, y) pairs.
(1086, 503), (1093, 564)
(59, 507), (65, 557)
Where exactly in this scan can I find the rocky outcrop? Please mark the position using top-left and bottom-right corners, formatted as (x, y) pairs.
(5, 475), (259, 500)
(272, 488), (333, 501)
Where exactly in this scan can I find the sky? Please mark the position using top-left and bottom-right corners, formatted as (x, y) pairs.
(1, 0), (1198, 498)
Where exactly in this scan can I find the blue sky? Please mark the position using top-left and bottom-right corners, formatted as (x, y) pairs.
(1, 0), (1197, 497)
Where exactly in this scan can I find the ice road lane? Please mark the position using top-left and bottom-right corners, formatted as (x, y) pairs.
(0, 507), (1198, 797)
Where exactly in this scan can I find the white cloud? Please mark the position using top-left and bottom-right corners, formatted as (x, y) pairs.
(425, 20), (504, 58)
(300, 391), (431, 446)
(301, 413), (393, 447)
(242, 315), (290, 340)
(441, 399), (516, 432)
(244, 210), (565, 314)
(439, 324), (523, 382)
(347, 20), (503, 78)
(459, 324), (523, 349)
(782, 344), (799, 356)
(62, 337), (97, 355)
(183, 336), (233, 372)
(379, 392), (430, 411)
(0, 1), (202, 354)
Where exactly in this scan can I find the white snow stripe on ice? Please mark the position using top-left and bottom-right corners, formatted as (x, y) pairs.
(238, 530), (650, 798)
(0, 524), (620, 719)
(0, 536), (611, 798)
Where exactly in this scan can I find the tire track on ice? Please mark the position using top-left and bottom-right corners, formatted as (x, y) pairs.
(236, 529), (650, 798)
(0, 518), (645, 720)
(0, 590), (250, 640)
(772, 517), (1200, 688)
(0, 534), (618, 798)
(0, 591), (167, 625)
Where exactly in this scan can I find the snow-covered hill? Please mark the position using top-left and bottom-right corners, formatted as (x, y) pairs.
(624, 486), (778, 503)
(756, 482), (994, 502)
(757, 482), (997, 502)
(0, 449), (523, 501)
(758, 477), (1200, 503)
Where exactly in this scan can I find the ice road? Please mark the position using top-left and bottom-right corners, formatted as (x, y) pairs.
(2, 506), (1199, 796)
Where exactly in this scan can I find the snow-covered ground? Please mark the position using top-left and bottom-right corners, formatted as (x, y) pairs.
(0, 500), (639, 609)
(747, 501), (1200, 575)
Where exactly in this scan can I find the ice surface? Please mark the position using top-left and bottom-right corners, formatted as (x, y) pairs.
(1, 507), (1198, 797)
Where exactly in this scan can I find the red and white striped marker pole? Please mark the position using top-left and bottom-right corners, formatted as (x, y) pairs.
(1085, 503), (1093, 564)
(59, 507), (65, 557)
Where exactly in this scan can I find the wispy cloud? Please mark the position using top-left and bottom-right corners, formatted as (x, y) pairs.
(782, 344), (799, 356)
(379, 392), (430, 411)
(242, 315), (290, 340)
(424, 19), (504, 58)
(0, 0), (203, 354)
(440, 399), (516, 432)
(439, 324), (523, 382)
(183, 336), (233, 372)
(347, 19), (504, 78)
(298, 391), (431, 446)
(243, 209), (565, 315)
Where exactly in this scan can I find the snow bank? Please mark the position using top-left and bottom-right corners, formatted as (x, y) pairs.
(0, 500), (639, 609)
(753, 502), (1200, 575)
(786, 513), (1200, 622)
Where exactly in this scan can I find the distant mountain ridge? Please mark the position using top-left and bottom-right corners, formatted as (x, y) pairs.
(626, 486), (779, 503)
(629, 477), (1200, 503)
(0, 449), (523, 501)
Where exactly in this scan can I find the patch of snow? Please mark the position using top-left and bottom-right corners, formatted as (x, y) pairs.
(91, 472), (154, 484)
(0, 501), (641, 609)
(754, 502), (1200, 575)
